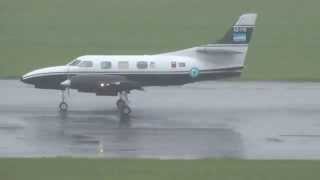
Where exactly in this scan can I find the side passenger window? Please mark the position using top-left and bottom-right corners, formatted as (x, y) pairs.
(179, 62), (186, 67)
(137, 61), (148, 69)
(101, 61), (112, 69)
(171, 61), (177, 68)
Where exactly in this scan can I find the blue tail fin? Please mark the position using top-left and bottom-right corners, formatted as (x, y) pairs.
(216, 13), (258, 44)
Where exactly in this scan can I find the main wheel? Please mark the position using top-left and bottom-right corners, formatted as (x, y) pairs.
(59, 102), (68, 112)
(121, 105), (131, 115)
(116, 99), (126, 109)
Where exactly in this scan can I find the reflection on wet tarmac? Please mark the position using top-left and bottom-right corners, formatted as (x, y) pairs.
(1, 80), (320, 159)
(20, 109), (243, 159)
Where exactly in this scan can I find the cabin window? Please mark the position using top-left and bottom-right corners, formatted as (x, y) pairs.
(101, 61), (112, 69)
(171, 61), (177, 68)
(118, 61), (129, 69)
(150, 61), (156, 69)
(69, 60), (81, 66)
(179, 62), (186, 68)
(78, 61), (93, 68)
(137, 61), (148, 69)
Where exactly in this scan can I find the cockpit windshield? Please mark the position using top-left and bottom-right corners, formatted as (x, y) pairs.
(67, 59), (93, 68)
(68, 59), (81, 66)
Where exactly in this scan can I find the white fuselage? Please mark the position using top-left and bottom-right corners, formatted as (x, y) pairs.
(22, 44), (248, 84)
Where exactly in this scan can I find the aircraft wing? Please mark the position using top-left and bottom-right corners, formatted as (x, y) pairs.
(61, 74), (143, 96)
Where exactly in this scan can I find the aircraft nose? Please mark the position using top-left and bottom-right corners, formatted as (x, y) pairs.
(20, 66), (68, 85)
(21, 69), (40, 84)
(21, 72), (32, 84)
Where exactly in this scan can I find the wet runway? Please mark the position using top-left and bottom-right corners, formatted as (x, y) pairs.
(1, 80), (320, 159)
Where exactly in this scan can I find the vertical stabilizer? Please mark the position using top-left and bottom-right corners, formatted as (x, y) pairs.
(216, 13), (257, 44)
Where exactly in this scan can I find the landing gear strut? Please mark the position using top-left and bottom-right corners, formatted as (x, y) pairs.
(59, 90), (68, 112)
(117, 91), (131, 116)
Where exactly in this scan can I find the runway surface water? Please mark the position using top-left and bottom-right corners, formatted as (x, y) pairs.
(1, 80), (320, 159)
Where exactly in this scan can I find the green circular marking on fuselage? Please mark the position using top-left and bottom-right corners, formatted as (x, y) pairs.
(190, 67), (200, 78)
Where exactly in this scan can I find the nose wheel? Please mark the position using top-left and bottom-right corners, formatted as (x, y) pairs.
(59, 102), (68, 112)
(117, 91), (131, 116)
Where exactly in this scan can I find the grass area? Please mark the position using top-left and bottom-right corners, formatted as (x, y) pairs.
(0, 0), (320, 80)
(0, 158), (320, 180)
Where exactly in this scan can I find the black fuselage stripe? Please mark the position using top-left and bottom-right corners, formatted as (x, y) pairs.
(23, 67), (244, 80)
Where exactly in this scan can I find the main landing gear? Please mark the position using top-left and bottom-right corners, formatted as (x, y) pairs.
(117, 91), (131, 116)
(57, 90), (132, 116)
(59, 90), (68, 112)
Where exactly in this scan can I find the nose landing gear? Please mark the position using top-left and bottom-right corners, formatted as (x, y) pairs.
(59, 101), (68, 112)
(59, 90), (68, 112)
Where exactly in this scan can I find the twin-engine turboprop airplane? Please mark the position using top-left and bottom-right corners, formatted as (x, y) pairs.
(21, 13), (257, 116)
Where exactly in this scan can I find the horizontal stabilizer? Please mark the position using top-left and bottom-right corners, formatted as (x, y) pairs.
(196, 47), (243, 55)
